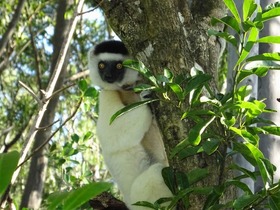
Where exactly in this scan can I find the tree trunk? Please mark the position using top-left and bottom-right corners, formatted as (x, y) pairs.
(20, 1), (71, 209)
(99, 0), (235, 208)
(256, 0), (280, 192)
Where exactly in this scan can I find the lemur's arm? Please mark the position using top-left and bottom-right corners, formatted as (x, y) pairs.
(119, 90), (169, 166)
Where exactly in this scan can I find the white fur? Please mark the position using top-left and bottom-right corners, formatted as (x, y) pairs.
(88, 46), (173, 209)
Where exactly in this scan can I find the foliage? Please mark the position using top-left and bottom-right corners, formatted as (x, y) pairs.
(0, 0), (110, 209)
(120, 0), (280, 209)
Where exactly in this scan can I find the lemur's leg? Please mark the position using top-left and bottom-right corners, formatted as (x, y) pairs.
(129, 163), (173, 210)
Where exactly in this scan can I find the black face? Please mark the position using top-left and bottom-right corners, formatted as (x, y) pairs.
(98, 60), (125, 83)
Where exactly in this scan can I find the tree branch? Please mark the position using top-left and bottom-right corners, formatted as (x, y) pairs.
(0, 0), (26, 62)
(0, 1), (85, 208)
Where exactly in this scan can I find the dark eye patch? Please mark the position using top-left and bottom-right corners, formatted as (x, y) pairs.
(116, 63), (123, 70)
(98, 62), (105, 70)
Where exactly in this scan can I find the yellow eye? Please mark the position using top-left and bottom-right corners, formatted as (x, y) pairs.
(116, 63), (123, 70)
(98, 62), (105, 69)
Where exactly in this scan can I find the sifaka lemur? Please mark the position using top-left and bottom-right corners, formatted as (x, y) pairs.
(88, 40), (173, 209)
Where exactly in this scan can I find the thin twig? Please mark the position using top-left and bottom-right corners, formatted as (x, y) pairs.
(77, 0), (104, 16)
(65, 70), (89, 83)
(36, 119), (60, 130)
(45, 82), (76, 101)
(17, 97), (83, 169)
(19, 80), (43, 106)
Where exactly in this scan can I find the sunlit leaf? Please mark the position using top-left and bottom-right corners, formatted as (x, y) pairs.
(244, 142), (271, 185)
(262, 7), (280, 22)
(168, 83), (184, 101)
(256, 36), (280, 44)
(230, 127), (258, 145)
(188, 117), (215, 145)
(243, 0), (257, 21)
(236, 27), (259, 65)
(246, 53), (280, 62)
(223, 0), (241, 23)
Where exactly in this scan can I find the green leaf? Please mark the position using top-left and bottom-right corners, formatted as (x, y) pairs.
(232, 142), (257, 165)
(202, 138), (220, 155)
(184, 74), (212, 96)
(246, 53), (280, 62)
(133, 84), (156, 92)
(223, 0), (241, 23)
(170, 137), (192, 158)
(0, 151), (20, 196)
(244, 142), (271, 185)
(78, 79), (88, 92)
(211, 16), (240, 33)
(208, 30), (237, 47)
(178, 145), (202, 160)
(269, 196), (280, 210)
(168, 83), (184, 101)
(133, 201), (156, 209)
(230, 127), (258, 145)
(71, 133), (79, 142)
(188, 117), (216, 145)
(260, 126), (280, 136)
(176, 171), (189, 191)
(203, 186), (224, 209)
(83, 131), (93, 141)
(243, 0), (257, 21)
(84, 87), (98, 98)
(236, 85), (252, 101)
(181, 109), (215, 120)
(236, 27), (259, 65)
(110, 99), (158, 124)
(187, 168), (209, 185)
(225, 180), (253, 194)
(256, 36), (280, 44)
(47, 182), (111, 210)
(262, 7), (280, 22)
(233, 194), (260, 209)
(162, 167), (177, 194)
(123, 59), (158, 87)
(229, 163), (257, 180)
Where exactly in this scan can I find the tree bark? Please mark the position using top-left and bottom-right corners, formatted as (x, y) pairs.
(99, 0), (235, 209)
(20, 1), (71, 209)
